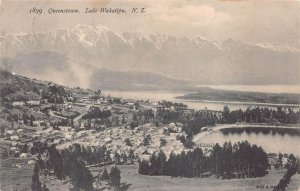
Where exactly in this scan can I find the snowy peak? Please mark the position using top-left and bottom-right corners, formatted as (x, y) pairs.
(1, 25), (299, 87)
(255, 43), (300, 53)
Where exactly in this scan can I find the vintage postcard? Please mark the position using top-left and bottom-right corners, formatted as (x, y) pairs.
(0, 0), (300, 190)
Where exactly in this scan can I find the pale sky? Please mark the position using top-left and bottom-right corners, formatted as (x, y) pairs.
(0, 0), (299, 48)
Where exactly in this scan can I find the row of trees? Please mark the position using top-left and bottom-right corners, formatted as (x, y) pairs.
(157, 101), (188, 109)
(222, 106), (300, 124)
(139, 141), (269, 179)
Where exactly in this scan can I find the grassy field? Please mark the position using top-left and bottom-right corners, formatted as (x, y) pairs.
(287, 174), (300, 191)
(0, 158), (34, 191)
(91, 165), (291, 191)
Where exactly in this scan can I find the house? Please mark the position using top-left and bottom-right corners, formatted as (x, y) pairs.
(60, 126), (70, 132)
(64, 103), (73, 110)
(32, 120), (45, 127)
(20, 153), (29, 158)
(5, 129), (16, 136)
(10, 135), (20, 141)
(28, 160), (35, 165)
(26, 100), (40, 106)
(53, 139), (62, 144)
(76, 131), (88, 138)
(104, 137), (112, 144)
(64, 133), (74, 141)
(12, 101), (25, 107)
(140, 154), (150, 161)
(127, 102), (135, 106)
(201, 172), (213, 178)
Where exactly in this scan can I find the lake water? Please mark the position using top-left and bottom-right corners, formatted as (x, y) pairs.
(103, 89), (300, 111)
(194, 130), (300, 156)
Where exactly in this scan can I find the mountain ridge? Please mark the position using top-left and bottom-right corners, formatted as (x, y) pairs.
(1, 25), (299, 89)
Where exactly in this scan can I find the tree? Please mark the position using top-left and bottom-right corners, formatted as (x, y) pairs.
(124, 138), (132, 147)
(121, 153), (128, 164)
(42, 184), (49, 191)
(109, 166), (121, 188)
(157, 150), (167, 175)
(114, 152), (121, 165)
(160, 138), (167, 147)
(222, 106), (230, 123)
(143, 134), (151, 146)
(31, 163), (42, 191)
(138, 160), (150, 175)
(184, 140), (195, 149)
(128, 149), (135, 164)
(70, 161), (93, 191)
(20, 144), (29, 153)
(100, 168), (110, 181)
(210, 143), (223, 176)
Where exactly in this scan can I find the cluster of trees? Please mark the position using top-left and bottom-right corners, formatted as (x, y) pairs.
(139, 141), (269, 179)
(82, 106), (111, 119)
(21, 113), (36, 126)
(29, 143), (114, 191)
(182, 111), (218, 136)
(0, 83), (15, 105)
(157, 101), (188, 109)
(273, 154), (300, 191)
(30, 142), (131, 190)
(61, 144), (111, 166)
(31, 162), (49, 191)
(41, 85), (66, 104)
(222, 106), (300, 124)
(27, 142), (135, 191)
(156, 108), (218, 136)
(143, 134), (152, 146)
(97, 167), (122, 189)
(112, 150), (135, 165)
(81, 118), (112, 130)
(129, 110), (155, 129)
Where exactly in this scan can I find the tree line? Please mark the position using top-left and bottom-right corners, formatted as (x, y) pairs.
(139, 141), (269, 179)
(222, 106), (300, 124)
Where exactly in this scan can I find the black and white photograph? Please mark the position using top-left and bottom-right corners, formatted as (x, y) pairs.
(0, 0), (300, 190)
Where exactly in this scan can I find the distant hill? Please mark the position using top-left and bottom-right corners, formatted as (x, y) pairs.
(89, 69), (192, 91)
(0, 69), (94, 103)
(177, 88), (300, 105)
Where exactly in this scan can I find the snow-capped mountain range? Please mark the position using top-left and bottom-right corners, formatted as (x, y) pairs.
(1, 25), (299, 89)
